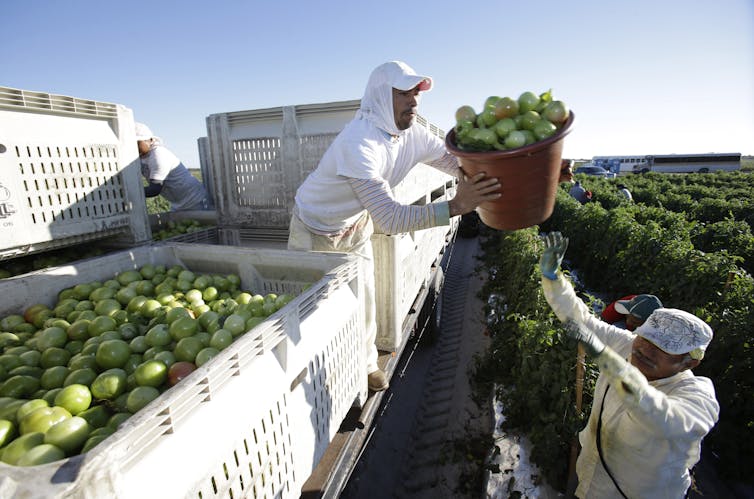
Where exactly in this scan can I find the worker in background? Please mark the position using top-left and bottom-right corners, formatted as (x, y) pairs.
(135, 122), (211, 211)
(288, 61), (501, 392)
(539, 232), (719, 498)
(569, 180), (591, 204)
(617, 183), (633, 202)
(600, 294), (662, 331)
(560, 159), (575, 184)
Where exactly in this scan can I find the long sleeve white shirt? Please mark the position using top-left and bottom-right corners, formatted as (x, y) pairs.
(542, 275), (720, 498)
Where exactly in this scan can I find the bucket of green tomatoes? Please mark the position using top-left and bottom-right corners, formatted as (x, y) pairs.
(445, 90), (573, 231)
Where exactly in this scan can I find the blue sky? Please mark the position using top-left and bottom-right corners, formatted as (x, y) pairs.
(2, 0), (752, 170)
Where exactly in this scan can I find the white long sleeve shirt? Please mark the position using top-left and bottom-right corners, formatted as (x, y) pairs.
(293, 61), (460, 236)
(542, 275), (720, 498)
(294, 117), (458, 235)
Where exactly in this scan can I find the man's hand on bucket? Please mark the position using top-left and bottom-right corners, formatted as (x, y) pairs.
(448, 172), (501, 217)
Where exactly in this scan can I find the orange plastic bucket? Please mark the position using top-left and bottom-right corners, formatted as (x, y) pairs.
(445, 112), (575, 230)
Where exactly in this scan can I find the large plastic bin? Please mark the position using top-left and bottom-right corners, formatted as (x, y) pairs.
(204, 100), (453, 232)
(204, 101), (457, 348)
(0, 243), (366, 498)
(0, 86), (151, 261)
(373, 182), (458, 350)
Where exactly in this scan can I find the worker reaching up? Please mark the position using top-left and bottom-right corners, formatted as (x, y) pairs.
(539, 232), (719, 498)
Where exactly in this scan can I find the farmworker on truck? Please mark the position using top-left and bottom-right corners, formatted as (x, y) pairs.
(539, 232), (719, 498)
(135, 122), (212, 211)
(288, 60), (501, 392)
(600, 293), (663, 331)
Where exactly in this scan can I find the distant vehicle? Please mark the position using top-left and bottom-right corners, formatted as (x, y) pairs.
(632, 153), (742, 174)
(574, 164), (617, 178)
(593, 155), (648, 175)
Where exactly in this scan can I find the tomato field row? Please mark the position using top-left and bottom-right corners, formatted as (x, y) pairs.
(476, 171), (754, 490)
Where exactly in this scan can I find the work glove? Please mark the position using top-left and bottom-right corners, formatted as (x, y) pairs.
(596, 347), (649, 407)
(540, 232), (568, 280)
(563, 319), (605, 357)
(564, 320), (648, 406)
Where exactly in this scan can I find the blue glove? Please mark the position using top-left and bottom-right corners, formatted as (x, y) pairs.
(540, 232), (568, 280)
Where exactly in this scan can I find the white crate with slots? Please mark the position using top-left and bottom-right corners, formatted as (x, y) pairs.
(0, 243), (366, 498)
(373, 185), (457, 351)
(0, 86), (151, 261)
(204, 100), (453, 231)
(204, 100), (457, 349)
(205, 100), (360, 229)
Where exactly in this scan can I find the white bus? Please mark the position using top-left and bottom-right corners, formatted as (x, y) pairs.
(635, 153), (741, 174)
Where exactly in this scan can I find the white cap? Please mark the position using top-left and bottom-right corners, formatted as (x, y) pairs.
(634, 308), (713, 360)
(377, 61), (432, 92)
(134, 122), (154, 141)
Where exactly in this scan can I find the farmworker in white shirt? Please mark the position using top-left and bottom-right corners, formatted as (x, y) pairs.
(288, 60), (502, 392)
(539, 232), (719, 499)
(135, 122), (211, 211)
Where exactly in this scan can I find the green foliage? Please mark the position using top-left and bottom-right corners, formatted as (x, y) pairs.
(146, 196), (170, 215)
(474, 228), (597, 490)
(541, 171), (754, 484)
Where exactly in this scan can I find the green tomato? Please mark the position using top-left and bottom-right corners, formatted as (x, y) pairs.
(95, 339), (131, 369)
(91, 368), (128, 400)
(518, 91), (540, 113)
(16, 443), (66, 465)
(19, 406), (71, 434)
(133, 360), (167, 388)
(173, 337), (203, 363)
(543, 100), (569, 125)
(519, 110), (541, 131)
(169, 316), (198, 341)
(504, 130), (527, 149)
(0, 431), (45, 465)
(54, 384), (92, 415)
(36, 326), (68, 350)
(126, 386), (160, 413)
(455, 105), (477, 124)
(0, 419), (16, 448)
(210, 329), (233, 351)
(195, 347), (219, 368)
(493, 97), (519, 119)
(533, 119), (557, 140)
(44, 416), (91, 455)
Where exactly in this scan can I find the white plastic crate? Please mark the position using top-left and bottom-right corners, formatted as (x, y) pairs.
(373, 185), (457, 351)
(177, 206), (456, 352)
(205, 100), (453, 231)
(0, 86), (151, 261)
(0, 243), (366, 498)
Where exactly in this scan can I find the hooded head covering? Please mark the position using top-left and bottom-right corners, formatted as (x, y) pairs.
(135, 122), (155, 141)
(634, 308), (713, 360)
(356, 61), (433, 136)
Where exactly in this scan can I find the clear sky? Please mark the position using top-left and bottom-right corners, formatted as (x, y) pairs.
(2, 0), (752, 170)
